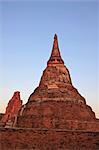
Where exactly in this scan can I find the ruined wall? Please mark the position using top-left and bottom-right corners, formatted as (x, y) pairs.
(0, 91), (22, 127)
(0, 128), (99, 150)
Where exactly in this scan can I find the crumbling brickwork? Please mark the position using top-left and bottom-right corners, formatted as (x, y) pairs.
(0, 91), (22, 127)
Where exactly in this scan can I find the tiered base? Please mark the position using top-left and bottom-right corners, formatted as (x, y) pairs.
(16, 100), (98, 130)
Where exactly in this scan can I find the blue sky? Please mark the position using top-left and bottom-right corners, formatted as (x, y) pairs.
(0, 1), (99, 118)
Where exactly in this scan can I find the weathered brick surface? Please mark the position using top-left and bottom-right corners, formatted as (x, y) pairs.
(17, 101), (99, 130)
(0, 128), (99, 150)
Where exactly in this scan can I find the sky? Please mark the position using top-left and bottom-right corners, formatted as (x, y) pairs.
(0, 1), (99, 118)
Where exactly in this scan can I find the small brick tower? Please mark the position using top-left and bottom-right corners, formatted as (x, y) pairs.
(0, 91), (22, 127)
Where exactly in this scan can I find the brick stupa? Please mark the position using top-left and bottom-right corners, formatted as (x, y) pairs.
(16, 34), (99, 130)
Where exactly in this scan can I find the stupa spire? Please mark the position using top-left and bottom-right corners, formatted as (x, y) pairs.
(47, 34), (64, 66)
(53, 34), (59, 50)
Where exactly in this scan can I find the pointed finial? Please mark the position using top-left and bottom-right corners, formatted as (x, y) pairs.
(54, 34), (57, 39)
(53, 34), (59, 49)
(47, 34), (64, 66)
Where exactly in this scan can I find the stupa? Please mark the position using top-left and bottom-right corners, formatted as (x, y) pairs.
(16, 34), (98, 130)
(1, 35), (99, 150)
